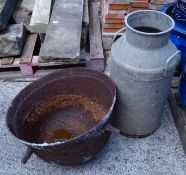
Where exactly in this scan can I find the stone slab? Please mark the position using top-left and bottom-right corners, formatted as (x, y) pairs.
(0, 24), (26, 57)
(21, 0), (35, 12)
(29, 0), (53, 33)
(83, 0), (89, 25)
(40, 0), (84, 62)
(0, 0), (18, 30)
(13, 1), (32, 30)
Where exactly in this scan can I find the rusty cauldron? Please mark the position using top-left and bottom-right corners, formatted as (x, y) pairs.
(6, 68), (116, 166)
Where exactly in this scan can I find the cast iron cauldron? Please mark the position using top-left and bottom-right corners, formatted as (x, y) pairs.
(6, 68), (116, 166)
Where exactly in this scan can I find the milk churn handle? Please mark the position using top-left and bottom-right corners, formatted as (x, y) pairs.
(112, 27), (126, 44)
(164, 50), (181, 74)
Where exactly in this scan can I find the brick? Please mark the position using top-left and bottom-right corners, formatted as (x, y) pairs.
(109, 4), (129, 10)
(105, 18), (124, 24)
(128, 7), (148, 12)
(130, 1), (149, 8)
(103, 28), (121, 33)
(105, 13), (124, 19)
(104, 23), (123, 29)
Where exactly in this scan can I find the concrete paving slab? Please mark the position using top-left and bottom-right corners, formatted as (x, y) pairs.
(0, 80), (186, 175)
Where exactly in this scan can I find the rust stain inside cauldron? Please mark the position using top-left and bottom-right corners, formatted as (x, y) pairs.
(24, 94), (107, 144)
(45, 128), (73, 143)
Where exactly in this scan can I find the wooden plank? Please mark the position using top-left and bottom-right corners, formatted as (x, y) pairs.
(89, 2), (104, 72)
(0, 58), (20, 68)
(40, 0), (84, 62)
(1, 57), (14, 65)
(102, 35), (117, 50)
(29, 0), (53, 33)
(0, 69), (56, 80)
(168, 90), (186, 155)
(20, 34), (38, 64)
(20, 64), (34, 75)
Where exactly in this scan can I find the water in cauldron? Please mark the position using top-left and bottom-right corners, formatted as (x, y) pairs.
(134, 26), (162, 33)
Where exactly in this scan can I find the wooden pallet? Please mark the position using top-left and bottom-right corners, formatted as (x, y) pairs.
(0, 34), (87, 79)
(0, 1), (106, 80)
(168, 75), (186, 155)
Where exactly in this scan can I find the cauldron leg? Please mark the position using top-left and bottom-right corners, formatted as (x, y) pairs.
(21, 147), (33, 164)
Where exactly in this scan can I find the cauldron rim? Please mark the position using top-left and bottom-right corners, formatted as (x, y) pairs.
(6, 68), (116, 148)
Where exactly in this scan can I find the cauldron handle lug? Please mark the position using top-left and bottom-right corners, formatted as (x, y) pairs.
(106, 124), (120, 134)
(21, 147), (34, 164)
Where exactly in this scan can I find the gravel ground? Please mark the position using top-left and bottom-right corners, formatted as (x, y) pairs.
(0, 80), (186, 175)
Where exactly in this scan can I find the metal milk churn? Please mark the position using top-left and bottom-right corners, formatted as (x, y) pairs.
(110, 10), (180, 137)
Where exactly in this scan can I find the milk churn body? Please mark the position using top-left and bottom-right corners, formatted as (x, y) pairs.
(110, 10), (180, 136)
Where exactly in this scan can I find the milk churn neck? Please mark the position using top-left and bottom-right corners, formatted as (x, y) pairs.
(125, 10), (175, 49)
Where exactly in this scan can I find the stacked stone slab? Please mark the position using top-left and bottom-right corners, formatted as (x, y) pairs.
(0, 0), (18, 30)
(40, 0), (84, 62)
(0, 24), (26, 57)
(13, 0), (35, 30)
(29, 0), (53, 33)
